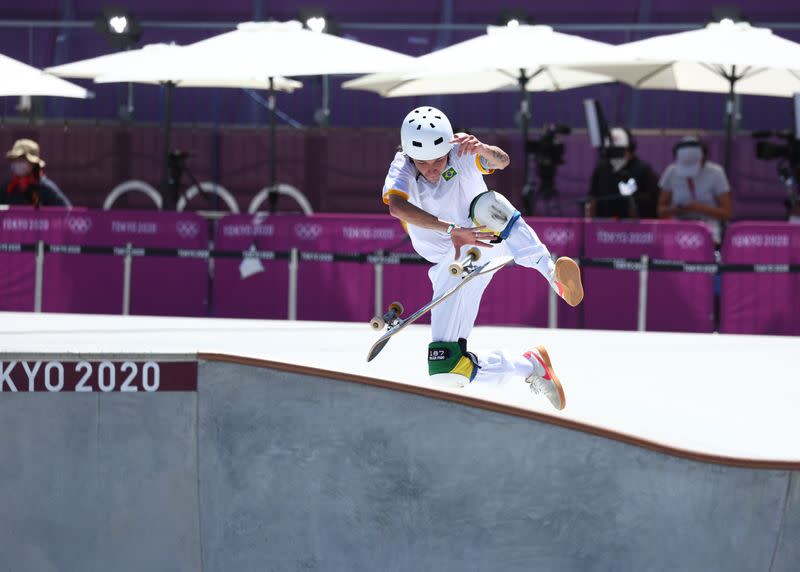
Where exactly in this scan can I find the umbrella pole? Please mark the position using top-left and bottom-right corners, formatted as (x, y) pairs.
(162, 81), (176, 210)
(518, 71), (532, 215)
(724, 67), (736, 174)
(268, 76), (278, 214)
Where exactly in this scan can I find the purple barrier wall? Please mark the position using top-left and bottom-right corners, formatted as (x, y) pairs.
(720, 222), (800, 335)
(0, 209), (208, 316)
(583, 220), (715, 332)
(212, 214), (421, 322)
(212, 215), (583, 327)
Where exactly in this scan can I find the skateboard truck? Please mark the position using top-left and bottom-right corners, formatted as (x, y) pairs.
(448, 247), (481, 276)
(370, 301), (404, 331)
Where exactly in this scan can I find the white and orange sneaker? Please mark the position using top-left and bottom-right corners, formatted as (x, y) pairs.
(522, 346), (566, 411)
(553, 257), (584, 307)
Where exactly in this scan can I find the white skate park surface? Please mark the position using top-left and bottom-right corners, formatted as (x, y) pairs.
(1, 311), (799, 571)
(0, 311), (797, 461)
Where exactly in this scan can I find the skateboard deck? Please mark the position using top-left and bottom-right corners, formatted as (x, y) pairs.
(366, 255), (514, 362)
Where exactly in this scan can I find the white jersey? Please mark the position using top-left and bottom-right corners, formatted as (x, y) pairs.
(382, 144), (495, 263)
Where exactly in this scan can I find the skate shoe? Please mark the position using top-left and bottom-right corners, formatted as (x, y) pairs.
(523, 346), (566, 411)
(553, 257), (584, 307)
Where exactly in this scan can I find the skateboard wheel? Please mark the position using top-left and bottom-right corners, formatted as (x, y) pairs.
(448, 262), (464, 276)
(370, 316), (385, 330)
(466, 247), (481, 262)
(389, 301), (404, 316)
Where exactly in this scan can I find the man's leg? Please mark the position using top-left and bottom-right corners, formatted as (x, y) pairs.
(425, 257), (567, 409)
(504, 219), (584, 307)
(426, 256), (495, 382)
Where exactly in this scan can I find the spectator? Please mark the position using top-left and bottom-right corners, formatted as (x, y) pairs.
(2, 139), (71, 207)
(585, 127), (659, 219)
(658, 137), (732, 244)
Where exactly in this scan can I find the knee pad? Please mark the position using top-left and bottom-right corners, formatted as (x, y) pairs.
(469, 190), (520, 240)
(428, 338), (480, 382)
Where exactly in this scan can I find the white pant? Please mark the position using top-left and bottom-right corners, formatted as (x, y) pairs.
(428, 219), (555, 385)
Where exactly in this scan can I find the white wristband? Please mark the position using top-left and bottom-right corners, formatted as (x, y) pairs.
(446, 223), (458, 235)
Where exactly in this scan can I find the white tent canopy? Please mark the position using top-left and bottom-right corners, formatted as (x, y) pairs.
(0, 52), (91, 98)
(571, 21), (800, 97)
(343, 25), (618, 96)
(48, 43), (302, 92)
(92, 21), (415, 84)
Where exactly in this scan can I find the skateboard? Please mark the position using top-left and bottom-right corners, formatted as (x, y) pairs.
(366, 248), (514, 362)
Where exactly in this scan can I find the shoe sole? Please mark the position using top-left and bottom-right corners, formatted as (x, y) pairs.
(535, 345), (566, 410)
(555, 257), (584, 307)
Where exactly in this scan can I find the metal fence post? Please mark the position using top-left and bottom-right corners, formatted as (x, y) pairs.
(33, 240), (44, 312)
(374, 249), (384, 319)
(288, 247), (298, 320)
(637, 254), (649, 332)
(122, 242), (132, 316)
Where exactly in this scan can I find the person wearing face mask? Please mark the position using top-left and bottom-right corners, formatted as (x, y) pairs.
(657, 137), (732, 244)
(382, 106), (584, 411)
(2, 139), (70, 208)
(585, 127), (659, 219)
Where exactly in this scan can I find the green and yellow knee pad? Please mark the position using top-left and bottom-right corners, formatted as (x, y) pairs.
(428, 338), (480, 382)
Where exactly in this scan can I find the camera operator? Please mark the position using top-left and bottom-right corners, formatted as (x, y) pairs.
(658, 137), (732, 244)
(585, 127), (659, 219)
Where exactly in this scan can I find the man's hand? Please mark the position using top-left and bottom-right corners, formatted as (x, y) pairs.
(675, 201), (700, 216)
(450, 132), (486, 157)
(450, 132), (510, 169)
(450, 225), (495, 259)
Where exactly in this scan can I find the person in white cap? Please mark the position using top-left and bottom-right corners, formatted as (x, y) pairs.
(657, 136), (732, 244)
(2, 139), (70, 207)
(381, 106), (584, 410)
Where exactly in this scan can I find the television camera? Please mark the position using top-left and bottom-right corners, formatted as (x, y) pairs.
(523, 122), (571, 214)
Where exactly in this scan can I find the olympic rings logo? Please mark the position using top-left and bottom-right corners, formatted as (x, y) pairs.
(674, 232), (704, 250)
(66, 216), (92, 234)
(176, 221), (200, 238)
(294, 223), (323, 240)
(543, 227), (575, 246)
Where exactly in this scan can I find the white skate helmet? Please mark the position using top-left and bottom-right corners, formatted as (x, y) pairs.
(400, 106), (454, 161)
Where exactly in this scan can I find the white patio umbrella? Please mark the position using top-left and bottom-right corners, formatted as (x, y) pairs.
(48, 43), (302, 207)
(1, 52), (91, 98)
(342, 25), (620, 208)
(47, 43), (301, 90)
(83, 21), (416, 207)
(569, 20), (800, 170)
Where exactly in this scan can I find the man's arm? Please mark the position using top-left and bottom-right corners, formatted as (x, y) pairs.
(657, 188), (675, 218)
(449, 132), (510, 170)
(386, 194), (496, 258)
(387, 193), (451, 232)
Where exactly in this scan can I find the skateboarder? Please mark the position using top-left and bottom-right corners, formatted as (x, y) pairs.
(381, 106), (583, 410)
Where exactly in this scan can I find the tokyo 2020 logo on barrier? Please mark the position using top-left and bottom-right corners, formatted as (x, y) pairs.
(543, 227), (575, 247)
(66, 216), (92, 235)
(176, 220), (200, 239)
(674, 231), (704, 250)
(341, 226), (397, 241)
(731, 234), (790, 248)
(294, 223), (323, 240)
(595, 230), (655, 245)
